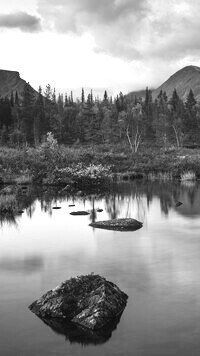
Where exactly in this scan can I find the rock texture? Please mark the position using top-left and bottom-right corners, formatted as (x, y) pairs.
(29, 274), (128, 330)
(89, 218), (143, 231)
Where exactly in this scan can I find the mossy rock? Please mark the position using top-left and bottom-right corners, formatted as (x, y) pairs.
(29, 274), (128, 330)
(89, 218), (143, 231)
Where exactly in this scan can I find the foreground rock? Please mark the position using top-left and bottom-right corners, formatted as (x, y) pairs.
(89, 218), (143, 231)
(29, 274), (128, 330)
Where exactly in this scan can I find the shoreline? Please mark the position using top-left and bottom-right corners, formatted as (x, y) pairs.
(0, 144), (200, 186)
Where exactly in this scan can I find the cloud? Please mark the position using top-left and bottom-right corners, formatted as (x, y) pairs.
(37, 0), (149, 59)
(37, 0), (200, 63)
(0, 11), (41, 32)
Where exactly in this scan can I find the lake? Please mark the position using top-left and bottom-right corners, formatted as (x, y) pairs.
(0, 181), (200, 356)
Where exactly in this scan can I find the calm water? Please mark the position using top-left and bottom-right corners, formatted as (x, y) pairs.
(0, 181), (200, 356)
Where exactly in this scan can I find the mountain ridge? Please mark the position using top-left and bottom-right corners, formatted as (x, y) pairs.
(0, 69), (36, 99)
(128, 65), (200, 102)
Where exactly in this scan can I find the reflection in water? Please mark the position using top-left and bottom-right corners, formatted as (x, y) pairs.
(1, 181), (200, 227)
(1, 181), (200, 355)
(39, 313), (123, 346)
(0, 256), (43, 274)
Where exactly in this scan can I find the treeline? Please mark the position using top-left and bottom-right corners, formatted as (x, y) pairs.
(0, 83), (199, 151)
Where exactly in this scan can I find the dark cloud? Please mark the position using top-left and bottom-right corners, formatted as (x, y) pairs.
(38, 0), (149, 59)
(37, 0), (200, 62)
(0, 11), (41, 32)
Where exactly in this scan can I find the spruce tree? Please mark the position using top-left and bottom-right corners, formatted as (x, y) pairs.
(81, 88), (85, 103)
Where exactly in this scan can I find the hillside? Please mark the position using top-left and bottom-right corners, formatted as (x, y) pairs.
(153, 65), (200, 101)
(0, 69), (36, 99)
(126, 89), (147, 102)
(128, 65), (200, 102)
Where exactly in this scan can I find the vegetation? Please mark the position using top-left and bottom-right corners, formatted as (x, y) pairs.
(1, 85), (200, 184)
(1, 85), (200, 149)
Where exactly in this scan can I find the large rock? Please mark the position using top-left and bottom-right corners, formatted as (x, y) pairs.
(89, 218), (143, 231)
(29, 274), (128, 330)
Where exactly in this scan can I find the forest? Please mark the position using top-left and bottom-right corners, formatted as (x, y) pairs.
(0, 83), (199, 151)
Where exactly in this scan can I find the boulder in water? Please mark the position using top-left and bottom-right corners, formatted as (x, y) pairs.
(89, 218), (143, 231)
(70, 211), (90, 215)
(29, 274), (128, 330)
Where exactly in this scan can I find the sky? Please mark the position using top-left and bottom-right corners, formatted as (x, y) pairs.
(0, 0), (200, 98)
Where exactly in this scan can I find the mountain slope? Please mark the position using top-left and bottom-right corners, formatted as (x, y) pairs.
(153, 65), (200, 101)
(0, 69), (36, 99)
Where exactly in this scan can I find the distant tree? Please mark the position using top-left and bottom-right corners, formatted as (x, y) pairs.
(104, 90), (108, 102)
(126, 103), (143, 153)
(20, 82), (36, 144)
(10, 91), (14, 107)
(184, 89), (198, 144)
(168, 89), (184, 148)
(15, 91), (19, 106)
(143, 87), (155, 143)
(81, 88), (85, 103)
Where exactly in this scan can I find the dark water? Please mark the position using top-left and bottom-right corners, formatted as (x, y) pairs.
(0, 181), (200, 356)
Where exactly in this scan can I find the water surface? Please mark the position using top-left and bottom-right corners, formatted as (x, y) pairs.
(0, 181), (200, 355)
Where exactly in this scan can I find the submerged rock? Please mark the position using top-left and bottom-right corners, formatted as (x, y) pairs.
(53, 207), (61, 210)
(69, 204), (75, 207)
(70, 211), (90, 215)
(96, 208), (103, 212)
(89, 218), (143, 231)
(29, 274), (128, 330)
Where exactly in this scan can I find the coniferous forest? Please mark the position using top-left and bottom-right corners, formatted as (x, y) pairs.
(0, 83), (199, 150)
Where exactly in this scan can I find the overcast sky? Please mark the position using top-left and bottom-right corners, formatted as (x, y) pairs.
(0, 0), (200, 97)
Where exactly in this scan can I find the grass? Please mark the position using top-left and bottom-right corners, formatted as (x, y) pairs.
(1, 142), (200, 184)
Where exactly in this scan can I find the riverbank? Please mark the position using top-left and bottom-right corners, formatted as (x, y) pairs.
(0, 143), (200, 186)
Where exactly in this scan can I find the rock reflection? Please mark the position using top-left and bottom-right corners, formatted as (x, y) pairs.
(38, 313), (123, 346)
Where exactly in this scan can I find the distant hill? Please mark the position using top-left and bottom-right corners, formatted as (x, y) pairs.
(153, 65), (200, 101)
(126, 89), (147, 102)
(0, 69), (36, 99)
(128, 65), (200, 103)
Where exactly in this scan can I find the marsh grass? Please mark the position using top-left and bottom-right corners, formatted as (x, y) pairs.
(180, 171), (196, 181)
(1, 143), (200, 184)
(0, 194), (18, 212)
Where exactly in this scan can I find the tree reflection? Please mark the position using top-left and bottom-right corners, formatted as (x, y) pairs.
(1, 181), (200, 227)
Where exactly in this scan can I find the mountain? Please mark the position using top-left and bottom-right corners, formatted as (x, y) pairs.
(127, 65), (200, 102)
(0, 69), (36, 99)
(153, 65), (200, 101)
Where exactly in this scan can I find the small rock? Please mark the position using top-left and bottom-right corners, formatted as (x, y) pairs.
(175, 201), (183, 207)
(29, 274), (128, 330)
(69, 204), (75, 207)
(70, 211), (90, 215)
(96, 208), (103, 212)
(53, 207), (62, 210)
(90, 218), (143, 231)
